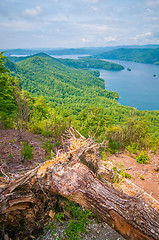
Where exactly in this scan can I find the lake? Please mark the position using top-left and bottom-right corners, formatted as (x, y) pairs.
(51, 54), (90, 59)
(99, 59), (159, 111)
(52, 55), (159, 111)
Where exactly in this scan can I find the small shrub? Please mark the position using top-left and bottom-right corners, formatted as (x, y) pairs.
(152, 145), (157, 154)
(136, 151), (150, 164)
(8, 153), (14, 158)
(97, 175), (102, 180)
(41, 139), (55, 155)
(55, 212), (65, 223)
(113, 166), (119, 183)
(51, 149), (55, 158)
(120, 169), (132, 179)
(139, 175), (145, 180)
(100, 150), (109, 161)
(63, 201), (93, 240)
(10, 138), (16, 143)
(126, 143), (138, 155)
(44, 200), (93, 240)
(21, 141), (34, 161)
(108, 140), (121, 154)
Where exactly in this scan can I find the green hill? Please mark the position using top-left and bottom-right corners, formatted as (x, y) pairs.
(5, 54), (120, 116)
(92, 48), (159, 64)
(8, 53), (124, 71)
(57, 57), (124, 71)
(8, 52), (54, 63)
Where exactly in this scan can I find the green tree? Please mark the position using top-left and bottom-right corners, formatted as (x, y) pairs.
(0, 52), (17, 128)
(0, 52), (8, 73)
(122, 117), (150, 147)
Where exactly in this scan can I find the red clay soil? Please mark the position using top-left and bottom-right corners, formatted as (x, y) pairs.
(0, 129), (48, 174)
(107, 152), (159, 201)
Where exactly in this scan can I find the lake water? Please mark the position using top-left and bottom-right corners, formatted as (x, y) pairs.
(99, 59), (159, 111)
(51, 54), (90, 59)
(52, 55), (159, 111)
(10, 54), (29, 57)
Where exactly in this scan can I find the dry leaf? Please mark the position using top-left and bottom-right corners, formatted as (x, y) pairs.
(49, 210), (55, 220)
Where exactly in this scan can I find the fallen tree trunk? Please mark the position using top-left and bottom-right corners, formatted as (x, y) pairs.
(0, 128), (159, 240)
(37, 160), (159, 240)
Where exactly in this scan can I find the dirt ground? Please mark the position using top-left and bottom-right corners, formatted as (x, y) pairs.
(0, 129), (159, 202)
(106, 151), (159, 201)
(0, 129), (49, 174)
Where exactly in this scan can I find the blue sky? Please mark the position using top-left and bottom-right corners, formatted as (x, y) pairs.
(0, 0), (159, 49)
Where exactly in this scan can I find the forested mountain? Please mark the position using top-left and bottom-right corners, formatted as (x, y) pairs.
(57, 57), (124, 71)
(8, 53), (124, 71)
(1, 52), (159, 153)
(5, 54), (120, 115)
(92, 48), (159, 64)
(8, 53), (124, 73)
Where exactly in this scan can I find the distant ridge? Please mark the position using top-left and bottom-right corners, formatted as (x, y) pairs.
(91, 47), (159, 64)
(2, 44), (159, 56)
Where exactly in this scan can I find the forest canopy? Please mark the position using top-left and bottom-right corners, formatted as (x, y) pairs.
(1, 52), (159, 153)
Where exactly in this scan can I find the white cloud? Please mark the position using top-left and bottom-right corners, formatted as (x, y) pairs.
(133, 32), (153, 41)
(146, 0), (159, 7)
(81, 37), (90, 43)
(78, 23), (109, 33)
(0, 19), (40, 32)
(23, 6), (42, 17)
(81, 0), (99, 3)
(146, 8), (153, 13)
(95, 25), (109, 31)
(90, 6), (100, 12)
(104, 36), (116, 42)
(145, 32), (152, 37)
(44, 15), (69, 23)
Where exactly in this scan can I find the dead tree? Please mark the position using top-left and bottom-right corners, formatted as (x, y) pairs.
(0, 127), (159, 240)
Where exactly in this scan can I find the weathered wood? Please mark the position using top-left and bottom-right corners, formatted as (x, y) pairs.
(0, 130), (159, 239)
(37, 160), (159, 240)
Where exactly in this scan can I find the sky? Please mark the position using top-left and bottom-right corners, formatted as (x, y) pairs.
(0, 0), (159, 49)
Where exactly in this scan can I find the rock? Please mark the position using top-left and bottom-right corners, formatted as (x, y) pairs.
(154, 161), (159, 171)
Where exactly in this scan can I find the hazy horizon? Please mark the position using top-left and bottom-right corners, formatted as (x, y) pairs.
(2, 44), (159, 51)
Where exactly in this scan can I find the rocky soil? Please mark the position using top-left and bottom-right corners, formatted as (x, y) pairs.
(107, 151), (159, 201)
(40, 220), (125, 240)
